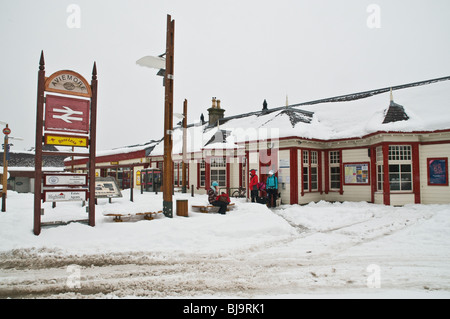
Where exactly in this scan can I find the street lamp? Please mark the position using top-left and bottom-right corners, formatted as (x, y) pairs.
(136, 14), (175, 218)
(1, 120), (24, 212)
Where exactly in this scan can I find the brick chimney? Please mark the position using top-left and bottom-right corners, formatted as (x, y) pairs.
(208, 97), (225, 125)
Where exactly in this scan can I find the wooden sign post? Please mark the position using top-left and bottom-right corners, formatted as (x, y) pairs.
(162, 15), (175, 218)
(33, 51), (98, 235)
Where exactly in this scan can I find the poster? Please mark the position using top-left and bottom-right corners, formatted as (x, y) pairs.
(344, 163), (369, 184)
(95, 177), (123, 198)
(428, 158), (448, 185)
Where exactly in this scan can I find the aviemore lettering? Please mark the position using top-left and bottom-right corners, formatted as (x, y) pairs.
(51, 74), (87, 92)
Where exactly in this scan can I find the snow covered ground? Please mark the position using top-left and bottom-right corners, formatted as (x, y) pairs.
(0, 190), (449, 299)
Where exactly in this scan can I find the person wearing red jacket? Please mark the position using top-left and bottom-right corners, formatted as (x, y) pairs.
(208, 181), (228, 215)
(249, 169), (259, 203)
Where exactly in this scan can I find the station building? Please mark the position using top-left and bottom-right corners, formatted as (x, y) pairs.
(64, 77), (450, 206)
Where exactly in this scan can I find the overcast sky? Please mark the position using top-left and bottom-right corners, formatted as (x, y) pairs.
(1, 0), (449, 151)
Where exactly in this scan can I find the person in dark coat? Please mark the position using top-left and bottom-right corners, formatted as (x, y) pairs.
(208, 181), (228, 215)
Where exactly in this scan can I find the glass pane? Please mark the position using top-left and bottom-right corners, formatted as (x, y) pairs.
(389, 173), (399, 181)
(331, 182), (340, 189)
(401, 173), (412, 182)
(401, 164), (411, 172)
(401, 182), (412, 190)
(389, 165), (399, 172)
(390, 182), (400, 191)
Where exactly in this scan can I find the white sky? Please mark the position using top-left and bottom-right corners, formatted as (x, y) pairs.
(1, 0), (449, 151)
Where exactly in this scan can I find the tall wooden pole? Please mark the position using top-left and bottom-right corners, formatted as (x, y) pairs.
(88, 62), (98, 226)
(34, 51), (45, 235)
(182, 99), (187, 193)
(163, 14), (175, 218)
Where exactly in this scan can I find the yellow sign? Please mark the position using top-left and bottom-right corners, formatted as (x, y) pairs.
(45, 134), (88, 147)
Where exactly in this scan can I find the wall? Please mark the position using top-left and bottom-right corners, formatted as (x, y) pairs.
(420, 143), (450, 204)
(278, 150), (291, 204)
(341, 148), (372, 202)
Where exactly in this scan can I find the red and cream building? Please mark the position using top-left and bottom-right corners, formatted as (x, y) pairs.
(65, 77), (450, 205)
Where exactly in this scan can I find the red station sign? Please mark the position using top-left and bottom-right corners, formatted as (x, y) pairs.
(45, 94), (90, 133)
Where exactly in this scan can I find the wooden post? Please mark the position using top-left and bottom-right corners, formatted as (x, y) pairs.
(182, 99), (187, 193)
(34, 51), (45, 235)
(163, 15), (175, 218)
(88, 62), (98, 227)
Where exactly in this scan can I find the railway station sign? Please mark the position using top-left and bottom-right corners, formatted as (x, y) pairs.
(34, 51), (98, 235)
(45, 94), (90, 133)
(44, 133), (88, 147)
(45, 70), (92, 98)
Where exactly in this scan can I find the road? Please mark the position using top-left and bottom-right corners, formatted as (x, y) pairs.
(1, 208), (449, 299)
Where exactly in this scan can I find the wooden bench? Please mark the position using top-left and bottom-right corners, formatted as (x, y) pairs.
(136, 211), (162, 220)
(104, 211), (162, 222)
(191, 203), (235, 214)
(104, 213), (131, 222)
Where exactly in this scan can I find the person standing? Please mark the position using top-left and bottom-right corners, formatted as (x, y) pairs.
(266, 170), (278, 208)
(249, 169), (259, 203)
(208, 181), (228, 215)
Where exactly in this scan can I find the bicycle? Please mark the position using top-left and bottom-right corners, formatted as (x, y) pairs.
(231, 187), (246, 198)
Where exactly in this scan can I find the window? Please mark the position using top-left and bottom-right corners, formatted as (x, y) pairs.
(303, 167), (309, 191)
(303, 150), (319, 192)
(173, 162), (179, 186)
(376, 146), (383, 191)
(241, 157), (246, 187)
(210, 157), (226, 187)
(199, 160), (205, 187)
(388, 145), (411, 161)
(303, 151), (309, 191)
(377, 165), (383, 191)
(311, 151), (318, 191)
(389, 164), (412, 191)
(388, 145), (412, 192)
(329, 151), (340, 190)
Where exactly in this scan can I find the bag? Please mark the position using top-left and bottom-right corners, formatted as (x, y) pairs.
(217, 194), (230, 203)
(256, 196), (267, 204)
(257, 182), (266, 191)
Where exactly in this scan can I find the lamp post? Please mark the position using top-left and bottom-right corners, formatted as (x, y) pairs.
(136, 14), (175, 218)
(1, 121), (23, 212)
(182, 99), (187, 193)
(1, 121), (9, 212)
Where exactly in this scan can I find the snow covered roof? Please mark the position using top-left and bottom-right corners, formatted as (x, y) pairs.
(1, 145), (66, 169)
(124, 76), (450, 157)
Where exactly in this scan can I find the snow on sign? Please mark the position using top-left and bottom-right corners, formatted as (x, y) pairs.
(45, 94), (90, 133)
(43, 189), (87, 202)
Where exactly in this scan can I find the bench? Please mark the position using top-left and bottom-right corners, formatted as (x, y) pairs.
(104, 211), (162, 222)
(136, 211), (162, 220)
(104, 213), (130, 222)
(191, 203), (235, 214)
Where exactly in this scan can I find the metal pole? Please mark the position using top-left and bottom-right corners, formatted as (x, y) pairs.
(163, 15), (175, 218)
(89, 62), (98, 227)
(182, 99), (187, 193)
(2, 131), (8, 212)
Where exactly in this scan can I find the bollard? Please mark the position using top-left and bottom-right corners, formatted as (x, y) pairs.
(176, 199), (188, 217)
